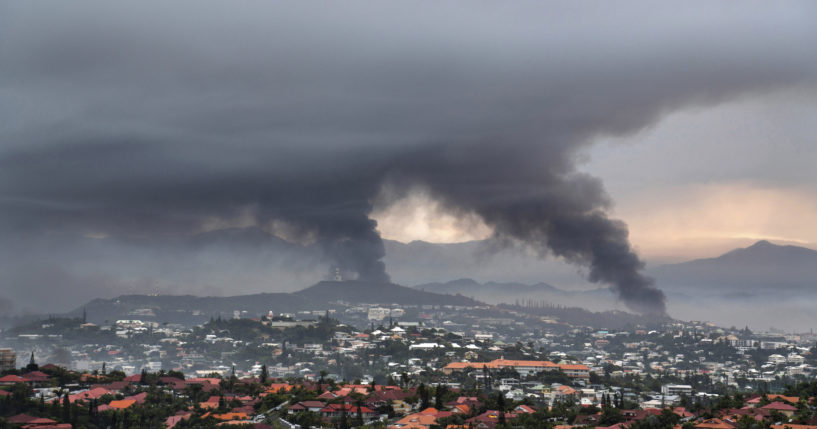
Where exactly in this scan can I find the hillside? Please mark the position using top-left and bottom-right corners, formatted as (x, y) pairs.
(651, 240), (817, 295)
(294, 280), (479, 306)
(412, 278), (616, 311)
(71, 292), (307, 325)
(383, 239), (595, 289)
(415, 278), (562, 296)
(70, 280), (480, 325)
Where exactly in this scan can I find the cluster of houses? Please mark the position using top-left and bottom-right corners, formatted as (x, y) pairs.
(442, 358), (590, 379)
(5, 354), (817, 429)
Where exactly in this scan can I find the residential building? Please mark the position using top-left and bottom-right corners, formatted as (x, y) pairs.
(0, 348), (16, 372)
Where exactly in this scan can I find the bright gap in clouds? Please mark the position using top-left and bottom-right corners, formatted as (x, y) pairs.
(371, 191), (493, 244)
(617, 183), (817, 262)
(586, 90), (817, 262)
(376, 91), (817, 260)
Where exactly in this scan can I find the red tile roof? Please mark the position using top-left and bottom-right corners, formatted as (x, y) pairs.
(0, 375), (26, 383)
(761, 401), (797, 411)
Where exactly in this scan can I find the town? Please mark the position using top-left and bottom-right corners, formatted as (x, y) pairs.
(4, 0), (817, 427)
(3, 297), (817, 429)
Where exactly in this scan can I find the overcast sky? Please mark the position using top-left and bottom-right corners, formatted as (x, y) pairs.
(1, 1), (816, 313)
(380, 90), (817, 262)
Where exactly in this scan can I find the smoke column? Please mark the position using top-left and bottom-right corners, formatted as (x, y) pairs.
(1, 1), (815, 313)
(384, 141), (666, 314)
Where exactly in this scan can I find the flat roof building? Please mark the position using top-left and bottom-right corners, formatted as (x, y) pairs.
(0, 348), (16, 372)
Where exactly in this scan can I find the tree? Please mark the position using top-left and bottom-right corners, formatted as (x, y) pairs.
(319, 370), (328, 393)
(355, 399), (365, 427)
(26, 351), (38, 372)
(734, 414), (760, 429)
(435, 384), (447, 409)
(62, 392), (70, 422)
(260, 364), (269, 385)
(599, 406), (623, 425)
(418, 383), (430, 410)
(497, 393), (507, 426)
(338, 403), (350, 429)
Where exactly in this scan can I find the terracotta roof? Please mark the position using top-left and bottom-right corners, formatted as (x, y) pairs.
(392, 412), (437, 427)
(23, 424), (72, 429)
(211, 412), (250, 421)
(91, 381), (129, 391)
(123, 374), (142, 383)
(320, 403), (374, 414)
(557, 385), (577, 395)
(22, 371), (50, 381)
(515, 405), (536, 414)
(8, 414), (40, 424)
(165, 413), (192, 429)
(761, 401), (798, 411)
(673, 407), (695, 418)
(749, 395), (800, 405)
(444, 359), (558, 370)
(452, 404), (470, 414)
(159, 377), (186, 388)
(108, 399), (137, 409)
(266, 383), (293, 393)
(317, 390), (338, 399)
(69, 387), (112, 403)
(490, 359), (558, 368)
(0, 375), (26, 383)
(29, 417), (60, 424)
(558, 364), (590, 371)
(291, 400), (325, 409)
(694, 418), (736, 429)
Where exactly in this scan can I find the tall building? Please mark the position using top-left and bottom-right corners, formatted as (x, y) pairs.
(0, 348), (16, 372)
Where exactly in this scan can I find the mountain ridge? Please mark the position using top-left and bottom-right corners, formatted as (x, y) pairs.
(68, 280), (480, 325)
(651, 239), (817, 294)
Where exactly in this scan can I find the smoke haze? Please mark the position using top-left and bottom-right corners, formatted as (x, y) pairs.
(1, 1), (816, 315)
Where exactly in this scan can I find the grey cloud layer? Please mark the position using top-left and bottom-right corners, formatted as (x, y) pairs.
(1, 1), (816, 314)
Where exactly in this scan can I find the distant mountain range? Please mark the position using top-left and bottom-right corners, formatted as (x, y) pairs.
(415, 278), (563, 296)
(47, 238), (817, 331)
(403, 240), (817, 328)
(412, 278), (614, 309)
(649, 240), (817, 296)
(407, 240), (817, 301)
(383, 239), (592, 289)
(63, 280), (674, 331)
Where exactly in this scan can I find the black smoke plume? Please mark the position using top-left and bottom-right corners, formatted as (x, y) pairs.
(1, 1), (815, 313)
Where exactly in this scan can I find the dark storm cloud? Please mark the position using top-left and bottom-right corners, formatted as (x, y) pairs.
(1, 1), (816, 314)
